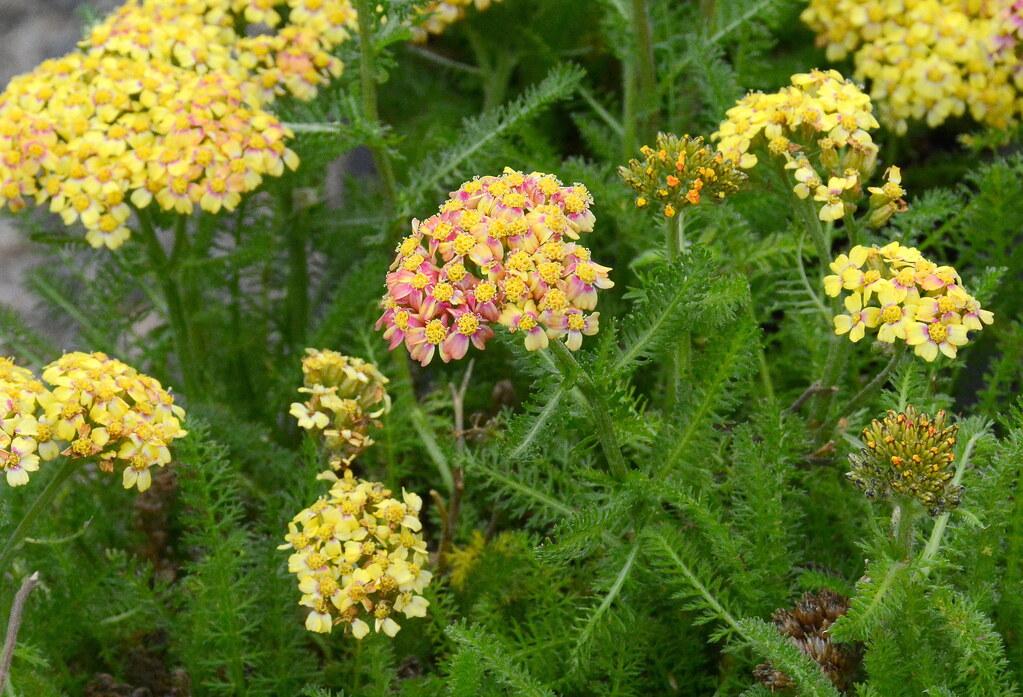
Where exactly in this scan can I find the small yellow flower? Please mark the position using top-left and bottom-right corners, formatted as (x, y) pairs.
(290, 349), (391, 472)
(824, 244), (992, 361)
(280, 472), (432, 638)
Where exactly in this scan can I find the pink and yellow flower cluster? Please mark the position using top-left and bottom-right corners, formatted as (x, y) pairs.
(803, 0), (1023, 133)
(712, 69), (906, 225)
(279, 470), (431, 639)
(377, 168), (613, 365)
(825, 243), (993, 361)
(0, 0), (357, 249)
(1, 353), (187, 491)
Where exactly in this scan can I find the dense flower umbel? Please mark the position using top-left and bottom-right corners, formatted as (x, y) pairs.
(753, 590), (860, 692)
(824, 242), (993, 361)
(848, 406), (961, 515)
(802, 0), (1023, 133)
(41, 352), (187, 492)
(618, 133), (747, 218)
(279, 471), (432, 638)
(0, 0), (360, 249)
(0, 358), (57, 487)
(376, 168), (612, 364)
(711, 69), (906, 224)
(289, 349), (391, 471)
(410, 0), (502, 42)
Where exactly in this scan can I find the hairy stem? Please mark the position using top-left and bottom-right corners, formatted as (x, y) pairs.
(135, 209), (203, 398)
(664, 213), (689, 413)
(0, 459), (78, 574)
(354, 0), (398, 211)
(548, 340), (629, 479)
(0, 572), (40, 693)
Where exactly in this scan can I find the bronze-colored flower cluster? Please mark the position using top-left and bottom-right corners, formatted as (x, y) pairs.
(753, 590), (860, 692)
(618, 133), (746, 218)
(848, 406), (961, 516)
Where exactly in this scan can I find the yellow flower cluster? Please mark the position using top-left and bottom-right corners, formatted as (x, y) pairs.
(618, 133), (747, 218)
(802, 0), (1023, 133)
(0, 353), (187, 491)
(289, 348), (391, 471)
(411, 0), (502, 42)
(0, 0), (358, 249)
(282, 350), (431, 638)
(712, 69), (906, 225)
(824, 242), (993, 361)
(280, 471), (432, 638)
(1, 358), (55, 487)
(848, 406), (961, 515)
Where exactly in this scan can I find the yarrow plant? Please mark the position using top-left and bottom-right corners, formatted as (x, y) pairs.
(41, 351), (188, 491)
(279, 470), (431, 637)
(802, 0), (1023, 133)
(0, 0), (363, 249)
(753, 590), (859, 692)
(848, 406), (961, 515)
(0, 358), (54, 487)
(1, 352), (187, 491)
(376, 168), (613, 363)
(824, 242), (993, 361)
(618, 133), (747, 218)
(289, 348), (391, 471)
(282, 349), (432, 639)
(712, 69), (905, 224)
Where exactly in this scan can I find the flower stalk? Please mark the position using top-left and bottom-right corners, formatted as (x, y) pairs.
(135, 209), (203, 399)
(0, 458), (78, 574)
(548, 340), (629, 479)
(354, 0), (398, 212)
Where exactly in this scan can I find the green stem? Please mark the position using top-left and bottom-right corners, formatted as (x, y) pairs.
(796, 199), (843, 431)
(629, 0), (657, 146)
(135, 210), (202, 399)
(821, 350), (902, 436)
(747, 302), (776, 404)
(354, 0), (398, 211)
(548, 340), (629, 479)
(281, 189), (308, 353)
(891, 497), (917, 560)
(0, 459), (78, 574)
(664, 213), (686, 413)
(920, 433), (982, 574)
(352, 635), (363, 693)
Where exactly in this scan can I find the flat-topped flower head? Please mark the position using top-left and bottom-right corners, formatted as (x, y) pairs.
(824, 243), (992, 361)
(279, 471), (432, 639)
(0, 358), (57, 487)
(848, 406), (961, 515)
(619, 133), (747, 217)
(40, 351), (187, 492)
(711, 69), (905, 224)
(376, 168), (612, 364)
(289, 349), (391, 471)
(802, 0), (1023, 133)
(0, 0), (365, 250)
